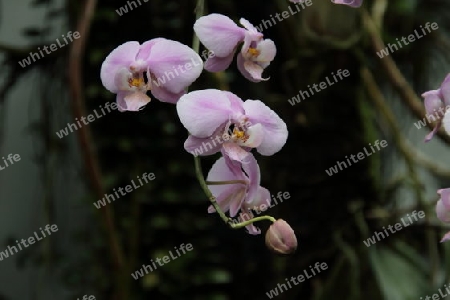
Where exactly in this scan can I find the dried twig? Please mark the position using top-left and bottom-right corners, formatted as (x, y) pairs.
(362, 9), (450, 146)
(68, 0), (127, 298)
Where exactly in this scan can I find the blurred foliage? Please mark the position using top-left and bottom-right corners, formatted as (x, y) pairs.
(2, 0), (450, 299)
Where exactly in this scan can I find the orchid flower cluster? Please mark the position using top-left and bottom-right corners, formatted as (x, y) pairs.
(99, 0), (364, 254)
(422, 75), (450, 242)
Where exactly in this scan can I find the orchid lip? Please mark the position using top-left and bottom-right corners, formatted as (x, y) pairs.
(223, 119), (260, 147)
(129, 74), (150, 93)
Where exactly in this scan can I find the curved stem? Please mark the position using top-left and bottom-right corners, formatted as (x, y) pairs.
(229, 216), (276, 228)
(68, 0), (127, 297)
(193, 156), (230, 224)
(192, 0), (205, 53)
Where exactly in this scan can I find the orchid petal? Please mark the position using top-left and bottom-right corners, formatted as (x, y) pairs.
(176, 89), (232, 138)
(245, 223), (262, 235)
(101, 41), (141, 93)
(122, 91), (151, 111)
(241, 154), (261, 205)
(151, 83), (186, 104)
(438, 188), (450, 209)
(440, 73), (450, 106)
(331, 0), (363, 7)
(207, 185), (244, 216)
(113, 67), (133, 91)
(136, 38), (166, 61)
(147, 39), (203, 94)
(424, 122), (441, 143)
(184, 126), (225, 156)
(222, 91), (245, 117)
(436, 200), (450, 223)
(194, 14), (246, 57)
(243, 100), (288, 156)
(440, 231), (450, 243)
(206, 156), (245, 202)
(239, 124), (264, 148)
(240, 19), (263, 54)
(422, 90), (444, 116)
(442, 109), (450, 137)
(254, 39), (276, 67)
(237, 53), (264, 82)
(248, 186), (271, 212)
(204, 51), (236, 72)
(223, 142), (251, 162)
(116, 92), (128, 112)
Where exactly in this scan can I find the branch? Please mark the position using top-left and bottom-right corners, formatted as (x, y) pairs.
(68, 0), (127, 297)
(361, 66), (440, 285)
(362, 9), (450, 146)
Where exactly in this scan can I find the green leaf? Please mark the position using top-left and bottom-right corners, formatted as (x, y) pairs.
(369, 241), (429, 300)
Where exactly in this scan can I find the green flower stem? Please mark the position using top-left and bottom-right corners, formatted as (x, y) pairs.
(229, 216), (277, 229)
(194, 156), (230, 224)
(192, 0), (205, 53)
(206, 180), (248, 185)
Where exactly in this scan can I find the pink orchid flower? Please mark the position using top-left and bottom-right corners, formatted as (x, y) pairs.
(207, 152), (271, 235)
(330, 0), (362, 7)
(194, 13), (276, 82)
(436, 188), (450, 242)
(290, 0), (362, 8)
(100, 38), (203, 112)
(176, 89), (288, 162)
(421, 74), (450, 142)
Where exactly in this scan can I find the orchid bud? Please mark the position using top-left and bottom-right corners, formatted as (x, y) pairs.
(265, 219), (297, 255)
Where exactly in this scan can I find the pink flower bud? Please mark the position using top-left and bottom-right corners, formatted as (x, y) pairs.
(265, 219), (297, 255)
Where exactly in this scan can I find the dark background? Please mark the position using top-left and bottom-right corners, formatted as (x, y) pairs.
(1, 0), (450, 299)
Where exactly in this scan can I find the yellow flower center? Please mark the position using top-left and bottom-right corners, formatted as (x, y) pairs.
(129, 77), (145, 88)
(247, 47), (260, 57)
(232, 128), (249, 143)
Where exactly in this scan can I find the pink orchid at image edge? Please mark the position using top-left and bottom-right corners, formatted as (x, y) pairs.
(290, 0), (363, 8)
(176, 89), (288, 162)
(421, 74), (450, 142)
(206, 152), (271, 235)
(436, 188), (450, 242)
(100, 38), (203, 112)
(194, 14), (276, 82)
